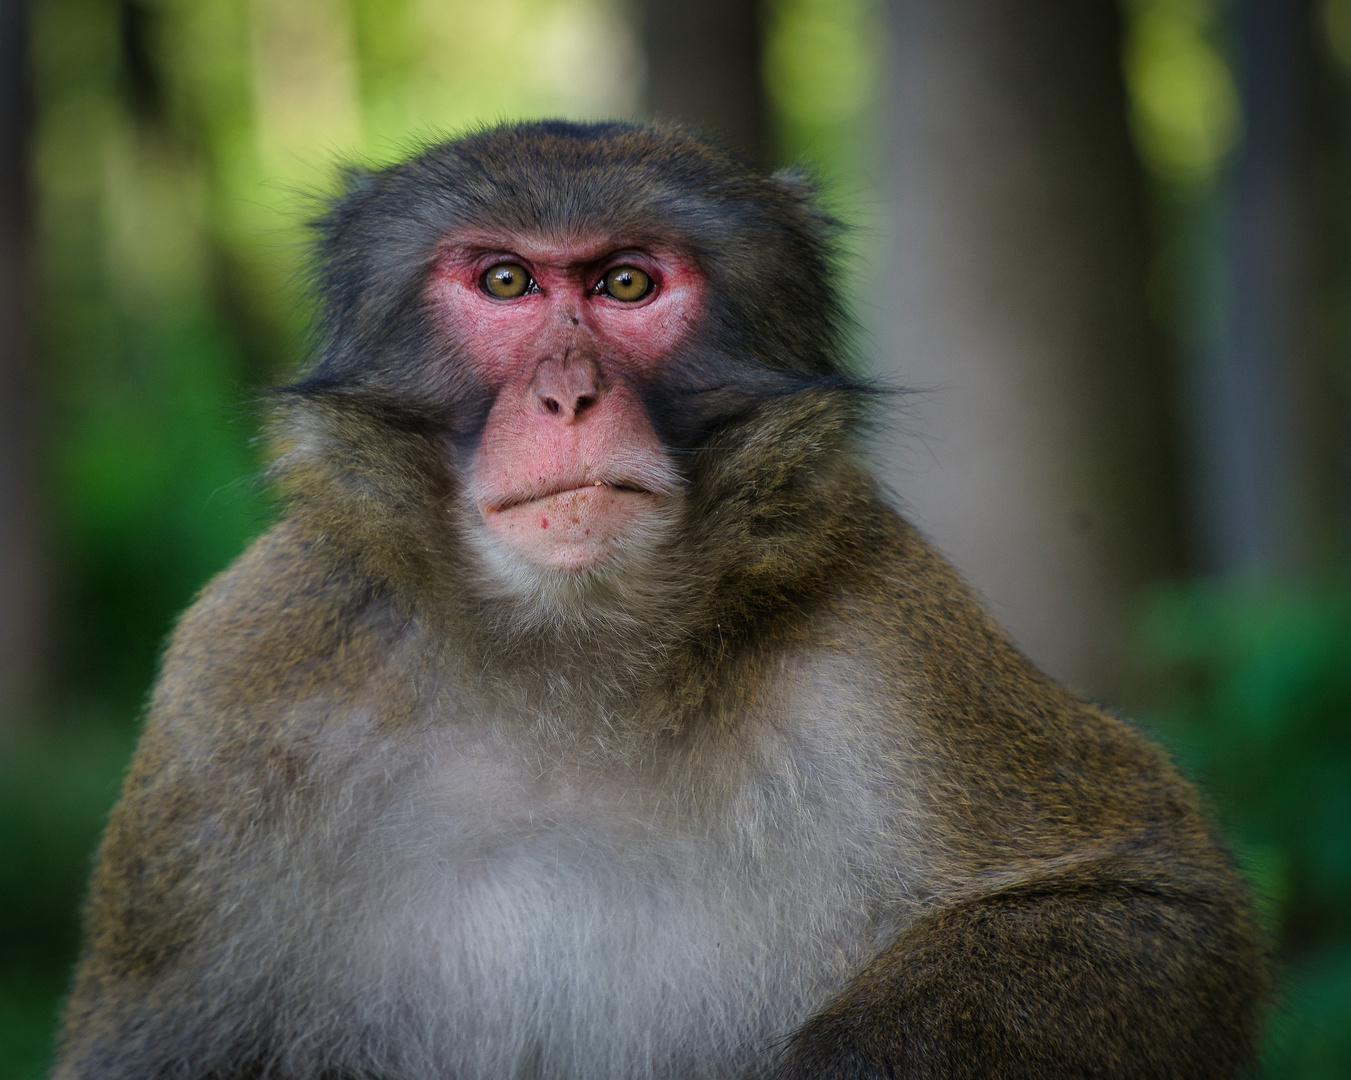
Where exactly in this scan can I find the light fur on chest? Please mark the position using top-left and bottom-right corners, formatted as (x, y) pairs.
(190, 675), (924, 1079)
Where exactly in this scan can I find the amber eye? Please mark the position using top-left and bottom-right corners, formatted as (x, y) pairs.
(600, 266), (652, 302)
(481, 262), (532, 299)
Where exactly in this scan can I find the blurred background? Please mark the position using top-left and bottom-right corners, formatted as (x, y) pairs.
(0, 0), (1348, 1073)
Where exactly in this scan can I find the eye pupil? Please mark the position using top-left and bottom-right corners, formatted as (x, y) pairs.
(603, 266), (651, 302)
(482, 262), (530, 298)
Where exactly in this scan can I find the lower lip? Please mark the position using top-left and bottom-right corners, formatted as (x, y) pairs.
(482, 485), (661, 568)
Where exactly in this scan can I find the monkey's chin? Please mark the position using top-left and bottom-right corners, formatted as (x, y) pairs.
(480, 486), (667, 574)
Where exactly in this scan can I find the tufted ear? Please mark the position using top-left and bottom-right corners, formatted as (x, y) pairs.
(338, 164), (375, 197)
(769, 167), (817, 201)
(769, 167), (841, 245)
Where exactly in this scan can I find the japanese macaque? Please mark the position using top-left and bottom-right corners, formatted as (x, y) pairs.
(55, 122), (1267, 1080)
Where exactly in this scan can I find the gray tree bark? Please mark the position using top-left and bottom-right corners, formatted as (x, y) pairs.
(871, 0), (1184, 700)
(640, 0), (769, 166)
(1192, 0), (1344, 576)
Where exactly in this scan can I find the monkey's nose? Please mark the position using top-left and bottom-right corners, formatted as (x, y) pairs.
(531, 356), (602, 423)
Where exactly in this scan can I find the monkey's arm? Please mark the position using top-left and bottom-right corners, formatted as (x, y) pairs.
(776, 864), (1268, 1080)
(775, 521), (1269, 1078)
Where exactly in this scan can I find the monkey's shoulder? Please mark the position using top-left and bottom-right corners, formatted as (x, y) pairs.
(85, 524), (411, 964)
(823, 513), (1213, 861)
(150, 519), (409, 739)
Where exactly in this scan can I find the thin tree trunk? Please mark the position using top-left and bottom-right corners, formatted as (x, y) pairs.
(1191, 0), (1341, 575)
(640, 0), (769, 166)
(0, 0), (45, 718)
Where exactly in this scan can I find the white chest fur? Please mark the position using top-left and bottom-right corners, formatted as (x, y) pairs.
(207, 683), (922, 1080)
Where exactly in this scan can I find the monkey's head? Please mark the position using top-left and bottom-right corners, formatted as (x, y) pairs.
(280, 121), (871, 631)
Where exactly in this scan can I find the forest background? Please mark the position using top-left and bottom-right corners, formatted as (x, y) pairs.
(0, 0), (1348, 1075)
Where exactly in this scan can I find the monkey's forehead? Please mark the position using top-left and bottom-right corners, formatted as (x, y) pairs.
(432, 229), (684, 265)
(326, 121), (811, 249)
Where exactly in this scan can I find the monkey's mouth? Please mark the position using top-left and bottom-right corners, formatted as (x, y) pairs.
(486, 481), (651, 515)
(477, 481), (668, 571)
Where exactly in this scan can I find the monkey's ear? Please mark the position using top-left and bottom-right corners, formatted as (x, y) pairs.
(769, 167), (839, 244)
(337, 164), (376, 198)
(770, 167), (818, 202)
(313, 165), (376, 250)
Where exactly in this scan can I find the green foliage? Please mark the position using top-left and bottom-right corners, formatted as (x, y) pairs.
(1138, 580), (1351, 1076)
(0, 718), (137, 1080)
(1121, 0), (1240, 187)
(50, 306), (274, 708)
(763, 0), (890, 318)
(764, 0), (884, 170)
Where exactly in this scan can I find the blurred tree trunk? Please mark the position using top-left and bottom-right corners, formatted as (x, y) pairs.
(1191, 0), (1344, 575)
(872, 0), (1185, 701)
(640, 0), (770, 166)
(0, 0), (45, 718)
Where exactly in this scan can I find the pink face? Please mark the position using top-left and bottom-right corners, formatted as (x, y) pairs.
(426, 230), (706, 573)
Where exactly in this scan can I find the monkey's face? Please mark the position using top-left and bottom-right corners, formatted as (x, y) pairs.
(427, 231), (704, 575)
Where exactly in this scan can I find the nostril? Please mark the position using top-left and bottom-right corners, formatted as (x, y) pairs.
(531, 356), (602, 422)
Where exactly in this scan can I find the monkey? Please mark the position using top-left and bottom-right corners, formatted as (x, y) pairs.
(53, 120), (1267, 1080)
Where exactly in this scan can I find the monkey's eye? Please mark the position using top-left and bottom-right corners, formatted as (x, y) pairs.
(481, 263), (533, 299)
(599, 266), (652, 302)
